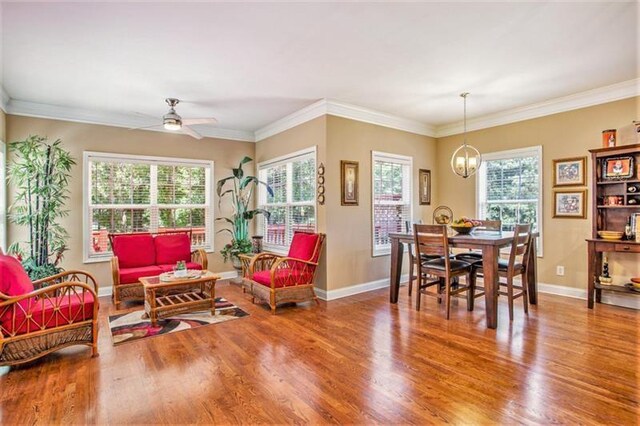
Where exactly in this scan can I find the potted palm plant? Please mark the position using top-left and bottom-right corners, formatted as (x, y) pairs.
(7, 136), (75, 280)
(217, 156), (272, 268)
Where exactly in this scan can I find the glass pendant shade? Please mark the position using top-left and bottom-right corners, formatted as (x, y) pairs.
(450, 92), (482, 179)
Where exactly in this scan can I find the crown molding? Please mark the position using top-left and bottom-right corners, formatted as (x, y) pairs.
(5, 99), (256, 142)
(435, 78), (640, 138)
(254, 98), (436, 141)
(0, 85), (9, 113)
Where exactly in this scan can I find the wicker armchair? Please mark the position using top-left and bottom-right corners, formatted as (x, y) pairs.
(0, 256), (99, 366)
(243, 232), (326, 314)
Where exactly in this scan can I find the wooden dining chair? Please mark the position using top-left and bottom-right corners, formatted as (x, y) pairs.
(413, 224), (474, 319)
(473, 223), (532, 321)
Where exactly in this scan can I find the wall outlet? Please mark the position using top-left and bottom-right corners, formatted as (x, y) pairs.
(556, 266), (565, 276)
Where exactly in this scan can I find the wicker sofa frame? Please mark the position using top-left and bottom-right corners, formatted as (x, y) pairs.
(109, 231), (208, 309)
(0, 270), (99, 367)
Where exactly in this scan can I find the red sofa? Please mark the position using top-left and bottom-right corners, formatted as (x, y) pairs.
(0, 254), (99, 366)
(110, 232), (208, 309)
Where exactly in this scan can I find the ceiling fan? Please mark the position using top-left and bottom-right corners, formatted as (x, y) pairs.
(130, 98), (217, 140)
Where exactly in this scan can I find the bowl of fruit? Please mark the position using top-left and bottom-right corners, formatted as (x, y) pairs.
(450, 217), (482, 234)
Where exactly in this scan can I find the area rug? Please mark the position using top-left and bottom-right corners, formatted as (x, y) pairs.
(108, 297), (248, 345)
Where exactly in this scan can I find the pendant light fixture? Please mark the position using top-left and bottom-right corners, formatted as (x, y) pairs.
(450, 92), (482, 178)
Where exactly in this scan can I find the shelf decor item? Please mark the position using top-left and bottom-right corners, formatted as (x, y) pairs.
(340, 160), (359, 206)
(553, 156), (586, 187)
(419, 169), (431, 205)
(602, 129), (617, 148)
(602, 156), (634, 180)
(554, 189), (587, 218)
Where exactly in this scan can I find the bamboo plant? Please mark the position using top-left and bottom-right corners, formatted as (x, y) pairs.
(217, 156), (272, 263)
(7, 136), (76, 280)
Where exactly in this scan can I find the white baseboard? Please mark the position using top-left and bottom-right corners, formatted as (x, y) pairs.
(538, 282), (640, 310)
(97, 270), (239, 299)
(315, 274), (409, 301)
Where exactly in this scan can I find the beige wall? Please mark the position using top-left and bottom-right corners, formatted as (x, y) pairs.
(436, 97), (640, 289)
(0, 109), (6, 142)
(255, 116), (328, 289)
(325, 116), (437, 290)
(6, 115), (255, 287)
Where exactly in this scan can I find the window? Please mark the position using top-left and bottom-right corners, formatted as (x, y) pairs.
(84, 152), (214, 262)
(372, 151), (412, 256)
(258, 147), (316, 252)
(0, 141), (5, 252)
(477, 146), (543, 255)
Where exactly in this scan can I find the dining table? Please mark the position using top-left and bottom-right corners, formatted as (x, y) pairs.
(388, 230), (538, 329)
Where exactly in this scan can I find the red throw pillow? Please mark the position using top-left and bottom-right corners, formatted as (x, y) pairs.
(287, 232), (320, 262)
(0, 255), (35, 296)
(154, 233), (192, 265)
(112, 234), (156, 268)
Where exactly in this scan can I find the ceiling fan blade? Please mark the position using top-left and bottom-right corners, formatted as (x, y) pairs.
(128, 124), (163, 131)
(182, 125), (203, 140)
(181, 118), (218, 125)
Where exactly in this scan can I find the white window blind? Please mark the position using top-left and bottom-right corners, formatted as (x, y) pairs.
(372, 151), (412, 256)
(84, 152), (213, 261)
(258, 148), (316, 251)
(477, 146), (543, 256)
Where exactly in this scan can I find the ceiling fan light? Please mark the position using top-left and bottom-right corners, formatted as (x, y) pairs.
(163, 119), (182, 131)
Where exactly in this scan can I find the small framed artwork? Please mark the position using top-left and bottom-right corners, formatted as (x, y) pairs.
(419, 169), (431, 205)
(340, 160), (359, 206)
(553, 190), (587, 219)
(603, 156), (634, 180)
(553, 156), (586, 187)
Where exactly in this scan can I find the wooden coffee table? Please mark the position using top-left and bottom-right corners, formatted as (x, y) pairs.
(139, 270), (220, 326)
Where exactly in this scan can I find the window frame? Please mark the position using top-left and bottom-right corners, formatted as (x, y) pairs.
(475, 145), (543, 257)
(82, 151), (214, 263)
(371, 150), (413, 257)
(257, 146), (317, 254)
(0, 140), (5, 252)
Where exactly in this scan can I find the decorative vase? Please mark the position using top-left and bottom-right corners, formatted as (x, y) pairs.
(251, 235), (264, 253)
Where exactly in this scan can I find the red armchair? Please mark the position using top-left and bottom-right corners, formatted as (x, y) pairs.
(0, 255), (99, 366)
(109, 231), (208, 309)
(244, 232), (326, 314)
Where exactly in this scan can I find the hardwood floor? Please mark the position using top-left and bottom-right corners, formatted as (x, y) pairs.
(0, 280), (637, 424)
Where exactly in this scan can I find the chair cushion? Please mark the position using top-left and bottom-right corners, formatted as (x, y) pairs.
(155, 233), (192, 265)
(475, 259), (524, 272)
(455, 251), (483, 261)
(118, 265), (164, 284)
(157, 263), (203, 273)
(0, 255), (34, 296)
(421, 258), (472, 272)
(112, 234), (156, 268)
(252, 268), (313, 289)
(3, 292), (95, 336)
(287, 232), (321, 262)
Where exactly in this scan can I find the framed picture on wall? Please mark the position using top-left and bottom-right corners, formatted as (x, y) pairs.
(340, 160), (359, 206)
(553, 189), (587, 219)
(603, 156), (634, 180)
(553, 156), (586, 187)
(419, 169), (431, 205)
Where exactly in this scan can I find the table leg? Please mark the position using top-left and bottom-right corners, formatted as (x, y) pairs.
(527, 237), (538, 305)
(481, 245), (499, 329)
(389, 237), (404, 303)
(211, 281), (217, 316)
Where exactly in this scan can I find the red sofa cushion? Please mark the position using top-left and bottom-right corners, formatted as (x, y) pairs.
(157, 263), (203, 273)
(118, 265), (164, 285)
(0, 255), (34, 296)
(154, 233), (192, 265)
(2, 292), (95, 336)
(287, 232), (321, 262)
(112, 234), (156, 268)
(252, 268), (313, 288)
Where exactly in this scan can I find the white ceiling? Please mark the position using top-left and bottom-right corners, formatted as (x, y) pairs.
(1, 1), (638, 139)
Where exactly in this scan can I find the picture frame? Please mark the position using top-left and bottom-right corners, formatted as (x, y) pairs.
(340, 160), (359, 206)
(602, 156), (634, 180)
(553, 189), (587, 219)
(419, 169), (431, 205)
(553, 156), (586, 187)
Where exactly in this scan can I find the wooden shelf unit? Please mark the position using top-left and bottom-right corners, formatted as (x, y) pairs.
(587, 143), (640, 308)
